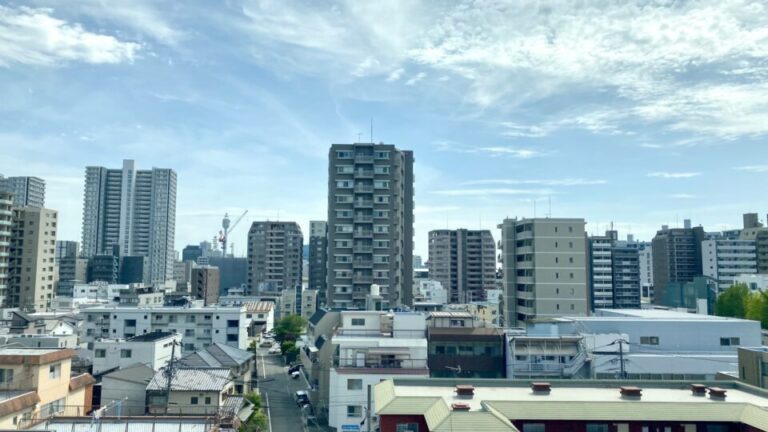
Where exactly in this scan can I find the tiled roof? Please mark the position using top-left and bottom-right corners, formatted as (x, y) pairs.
(179, 343), (253, 368)
(147, 368), (231, 391)
(244, 301), (273, 313)
(69, 373), (96, 391)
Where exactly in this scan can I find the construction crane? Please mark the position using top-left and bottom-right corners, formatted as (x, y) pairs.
(219, 210), (248, 258)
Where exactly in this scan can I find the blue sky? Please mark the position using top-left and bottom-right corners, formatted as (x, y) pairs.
(1, 0), (767, 258)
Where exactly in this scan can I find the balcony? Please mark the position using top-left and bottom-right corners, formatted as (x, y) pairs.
(354, 230), (373, 238)
(353, 245), (373, 253)
(353, 274), (372, 284)
(353, 260), (373, 268)
(334, 354), (427, 372)
(354, 170), (374, 178)
(354, 215), (373, 223)
(511, 350), (587, 377)
(354, 200), (373, 208)
(354, 154), (374, 163)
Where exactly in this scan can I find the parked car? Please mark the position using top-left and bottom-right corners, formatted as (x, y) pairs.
(294, 390), (310, 407)
(259, 340), (273, 348)
(287, 364), (302, 374)
(268, 345), (281, 354)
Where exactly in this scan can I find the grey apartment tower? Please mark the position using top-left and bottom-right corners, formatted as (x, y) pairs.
(428, 229), (496, 303)
(247, 221), (303, 294)
(81, 160), (177, 283)
(0, 175), (45, 208)
(326, 143), (414, 308)
(308, 221), (328, 295)
(651, 220), (705, 306)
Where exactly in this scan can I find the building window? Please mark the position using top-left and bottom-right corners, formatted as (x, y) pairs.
(227, 334), (238, 342)
(720, 337), (740, 346)
(184, 343), (195, 351)
(351, 318), (365, 326)
(49, 363), (61, 379)
(346, 405), (362, 417)
(191, 397), (199, 405)
(227, 320), (239, 328)
(640, 336), (659, 345)
(347, 379), (363, 390)
(0, 369), (14, 383)
(205, 397), (211, 404)
(523, 424), (545, 432)
(396, 424), (419, 432)
(120, 349), (132, 358)
(95, 349), (106, 358)
(449, 319), (465, 327)
(586, 424), (609, 432)
(186, 315), (196, 323)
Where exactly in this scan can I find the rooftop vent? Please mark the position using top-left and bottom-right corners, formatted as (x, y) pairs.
(451, 402), (471, 411)
(620, 386), (642, 399)
(531, 382), (551, 394)
(708, 387), (727, 400)
(690, 384), (707, 396)
(455, 385), (475, 399)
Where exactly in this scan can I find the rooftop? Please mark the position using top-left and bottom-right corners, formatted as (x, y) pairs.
(147, 368), (232, 391)
(179, 343), (253, 368)
(428, 311), (473, 319)
(102, 363), (155, 385)
(243, 301), (273, 313)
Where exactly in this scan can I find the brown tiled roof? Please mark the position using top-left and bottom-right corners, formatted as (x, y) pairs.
(0, 391), (39, 417)
(69, 373), (96, 391)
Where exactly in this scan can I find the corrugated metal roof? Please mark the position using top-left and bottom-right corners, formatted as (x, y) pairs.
(102, 363), (154, 385)
(179, 343), (253, 368)
(429, 311), (473, 318)
(433, 411), (517, 432)
(146, 368), (231, 391)
(244, 301), (273, 313)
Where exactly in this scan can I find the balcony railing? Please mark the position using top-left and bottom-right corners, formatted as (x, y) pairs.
(354, 170), (374, 178)
(353, 245), (373, 253)
(353, 275), (372, 284)
(354, 155), (374, 163)
(333, 356), (428, 371)
(354, 185), (374, 193)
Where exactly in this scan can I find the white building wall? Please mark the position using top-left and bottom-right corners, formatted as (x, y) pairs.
(735, 274), (768, 291)
(101, 376), (149, 416)
(638, 244), (653, 300)
(92, 334), (181, 375)
(702, 239), (757, 291)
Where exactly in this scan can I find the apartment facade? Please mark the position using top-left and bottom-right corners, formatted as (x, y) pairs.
(0, 192), (11, 307)
(81, 159), (177, 283)
(308, 220), (328, 298)
(79, 305), (248, 354)
(8, 207), (58, 311)
(54, 240), (79, 263)
(702, 237), (757, 291)
(651, 221), (705, 306)
(498, 218), (588, 326)
(91, 332), (182, 375)
(638, 242), (653, 300)
(57, 257), (88, 297)
(428, 229), (496, 303)
(246, 221), (303, 294)
(740, 212), (768, 273)
(0, 175), (45, 208)
(587, 233), (614, 309)
(192, 265), (220, 306)
(327, 143), (415, 309)
(611, 242), (641, 308)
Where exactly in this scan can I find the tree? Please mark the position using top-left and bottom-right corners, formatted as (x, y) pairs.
(248, 340), (258, 354)
(240, 392), (268, 431)
(746, 290), (768, 329)
(715, 283), (750, 318)
(274, 315), (307, 343)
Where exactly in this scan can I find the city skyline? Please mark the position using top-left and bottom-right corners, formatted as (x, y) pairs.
(2, 1), (768, 258)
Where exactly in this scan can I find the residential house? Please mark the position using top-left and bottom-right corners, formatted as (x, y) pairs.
(100, 363), (155, 416)
(91, 332), (181, 375)
(146, 368), (234, 416)
(178, 343), (254, 395)
(426, 311), (506, 378)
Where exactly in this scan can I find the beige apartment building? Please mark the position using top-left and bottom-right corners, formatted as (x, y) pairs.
(192, 265), (220, 306)
(0, 192), (11, 307)
(9, 207), (58, 312)
(498, 218), (588, 327)
(0, 347), (95, 428)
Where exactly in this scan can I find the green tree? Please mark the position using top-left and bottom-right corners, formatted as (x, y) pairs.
(274, 315), (307, 343)
(239, 392), (268, 431)
(746, 290), (768, 329)
(715, 283), (750, 318)
(248, 340), (258, 354)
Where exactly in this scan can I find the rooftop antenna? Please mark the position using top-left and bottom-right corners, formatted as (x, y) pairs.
(547, 195), (552, 218)
(370, 118), (374, 143)
(356, 132), (362, 143)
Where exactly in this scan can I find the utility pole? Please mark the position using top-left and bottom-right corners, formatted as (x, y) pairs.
(617, 339), (626, 379)
(366, 384), (372, 432)
(164, 340), (177, 414)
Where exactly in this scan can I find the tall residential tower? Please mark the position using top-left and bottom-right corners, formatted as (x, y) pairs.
(0, 175), (45, 208)
(246, 221), (303, 294)
(428, 229), (496, 303)
(326, 143), (414, 308)
(308, 221), (328, 297)
(81, 160), (177, 283)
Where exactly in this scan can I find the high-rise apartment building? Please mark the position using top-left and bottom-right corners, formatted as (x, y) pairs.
(246, 221), (303, 294)
(587, 231), (641, 310)
(0, 175), (45, 208)
(192, 265), (220, 306)
(55, 240), (79, 263)
(308, 221), (328, 295)
(182, 245), (203, 263)
(651, 220), (705, 306)
(740, 213), (768, 274)
(8, 207), (58, 311)
(81, 159), (177, 283)
(638, 243), (653, 300)
(0, 192), (12, 306)
(498, 218), (588, 326)
(428, 229), (496, 303)
(703, 237), (757, 292)
(57, 257), (89, 297)
(326, 143), (414, 309)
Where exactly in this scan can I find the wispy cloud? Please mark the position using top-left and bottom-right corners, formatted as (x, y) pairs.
(405, 72), (427, 86)
(668, 193), (696, 199)
(435, 141), (547, 159)
(734, 165), (768, 173)
(0, 5), (140, 66)
(647, 172), (701, 179)
(463, 178), (607, 186)
(433, 188), (554, 196)
(386, 68), (404, 82)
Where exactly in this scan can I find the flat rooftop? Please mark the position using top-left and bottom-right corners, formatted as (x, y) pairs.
(0, 348), (63, 356)
(566, 308), (755, 322)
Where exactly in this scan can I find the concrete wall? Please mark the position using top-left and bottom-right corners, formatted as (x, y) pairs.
(101, 376), (149, 416)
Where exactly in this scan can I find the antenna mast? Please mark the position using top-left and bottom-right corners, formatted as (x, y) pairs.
(370, 118), (373, 143)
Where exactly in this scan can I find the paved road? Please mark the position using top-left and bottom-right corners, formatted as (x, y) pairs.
(257, 349), (309, 432)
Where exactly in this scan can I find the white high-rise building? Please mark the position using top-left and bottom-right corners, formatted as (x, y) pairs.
(702, 238), (757, 291)
(638, 243), (653, 301)
(81, 160), (177, 283)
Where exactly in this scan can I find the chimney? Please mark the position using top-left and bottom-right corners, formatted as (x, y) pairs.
(451, 402), (471, 411)
(620, 386), (642, 399)
(683, 219), (691, 229)
(531, 382), (551, 394)
(455, 385), (475, 399)
(690, 384), (707, 396)
(708, 387), (727, 400)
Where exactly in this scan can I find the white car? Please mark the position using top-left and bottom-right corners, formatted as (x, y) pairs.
(268, 346), (281, 354)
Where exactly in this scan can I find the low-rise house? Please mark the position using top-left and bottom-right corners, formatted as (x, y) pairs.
(506, 331), (590, 379)
(0, 391), (39, 429)
(0, 333), (78, 349)
(328, 311), (429, 431)
(8, 311), (79, 336)
(100, 363), (155, 416)
(427, 311), (506, 378)
(243, 301), (274, 335)
(0, 347), (95, 427)
(375, 378), (768, 432)
(146, 368), (234, 416)
(91, 332), (181, 375)
(300, 308), (343, 422)
(178, 343), (254, 394)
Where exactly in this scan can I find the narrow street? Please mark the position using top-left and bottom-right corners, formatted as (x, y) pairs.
(257, 348), (311, 432)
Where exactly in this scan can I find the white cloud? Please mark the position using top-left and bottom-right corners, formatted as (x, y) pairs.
(464, 178), (607, 186)
(386, 68), (405, 82)
(734, 165), (768, 172)
(433, 188), (553, 197)
(405, 71), (427, 86)
(668, 193), (696, 199)
(435, 141), (547, 159)
(0, 5), (139, 66)
(647, 172), (701, 179)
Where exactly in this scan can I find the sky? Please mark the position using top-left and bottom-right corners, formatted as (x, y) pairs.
(1, 0), (768, 259)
